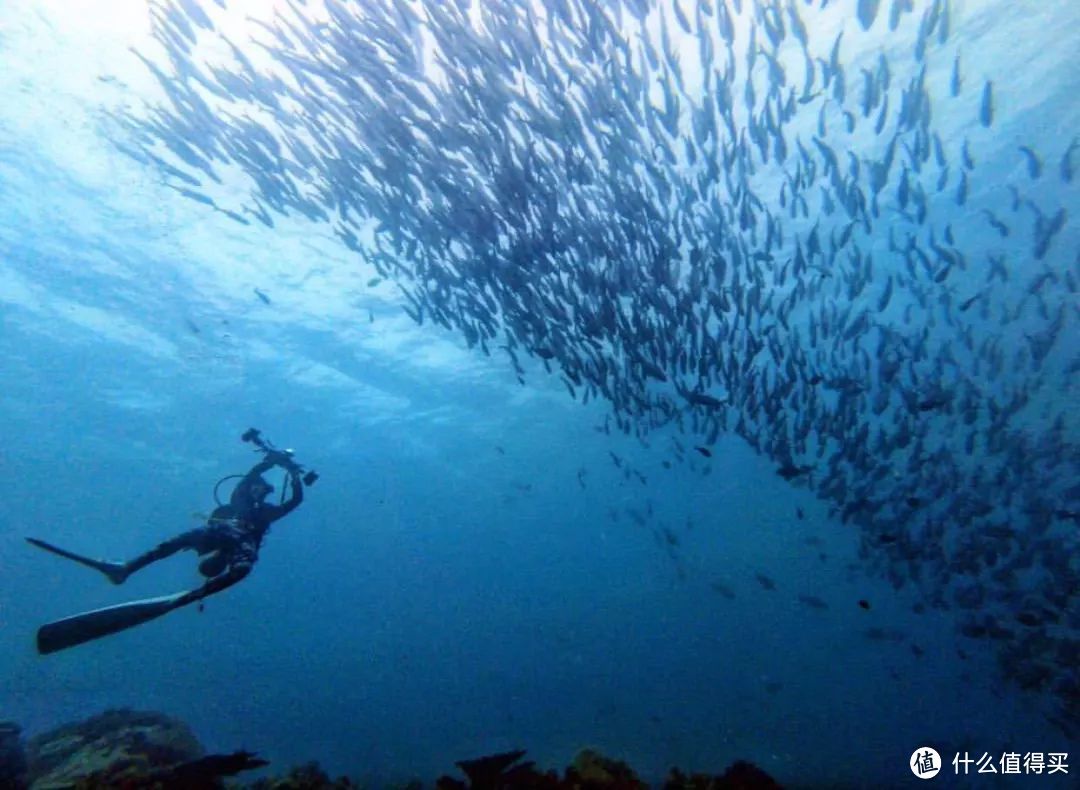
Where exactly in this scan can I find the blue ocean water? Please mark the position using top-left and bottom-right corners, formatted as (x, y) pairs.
(0, 0), (1076, 787)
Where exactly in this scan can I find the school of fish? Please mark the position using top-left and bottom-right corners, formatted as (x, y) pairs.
(113, 0), (1078, 735)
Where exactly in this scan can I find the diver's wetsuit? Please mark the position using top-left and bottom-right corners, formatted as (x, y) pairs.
(115, 458), (303, 604)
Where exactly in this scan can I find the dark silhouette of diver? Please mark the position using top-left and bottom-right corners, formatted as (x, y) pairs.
(27, 428), (317, 654)
(107, 453), (303, 592)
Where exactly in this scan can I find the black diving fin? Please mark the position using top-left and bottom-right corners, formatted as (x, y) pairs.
(36, 591), (190, 655)
(25, 537), (126, 583)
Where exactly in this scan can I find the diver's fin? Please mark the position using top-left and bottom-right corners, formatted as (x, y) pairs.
(26, 536), (110, 569)
(36, 592), (189, 655)
(25, 537), (126, 582)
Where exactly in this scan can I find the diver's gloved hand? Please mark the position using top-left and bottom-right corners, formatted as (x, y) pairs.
(265, 448), (297, 470)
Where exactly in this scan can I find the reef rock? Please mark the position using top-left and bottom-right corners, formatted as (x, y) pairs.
(246, 760), (357, 789)
(663, 761), (782, 789)
(25, 708), (203, 789)
(0, 721), (28, 788)
(567, 748), (647, 788)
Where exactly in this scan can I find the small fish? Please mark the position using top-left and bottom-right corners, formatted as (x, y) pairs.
(366, 277), (383, 287)
(917, 395), (949, 411)
(796, 507), (805, 520)
(1007, 184), (1021, 210)
(219, 208), (251, 226)
(955, 171), (968, 206)
(683, 389), (727, 409)
(176, 187), (217, 208)
(958, 290), (985, 312)
(1018, 145), (1042, 179)
(755, 572), (777, 591)
(1060, 137), (1078, 182)
(856, 0), (881, 30)
(694, 445), (712, 458)
(1033, 207), (1067, 260)
(979, 80), (993, 127)
(254, 288), (271, 305)
(858, 599), (871, 610)
(777, 463), (813, 480)
(798, 594), (829, 610)
(184, 318), (201, 334)
(710, 581), (736, 600)
(981, 209), (1009, 237)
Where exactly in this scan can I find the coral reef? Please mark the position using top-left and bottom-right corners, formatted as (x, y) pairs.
(437, 749), (555, 789)
(566, 748), (647, 788)
(23, 708), (232, 789)
(434, 747), (779, 790)
(10, 710), (780, 789)
(246, 760), (357, 789)
(0, 721), (28, 788)
(75, 750), (268, 788)
(662, 761), (782, 790)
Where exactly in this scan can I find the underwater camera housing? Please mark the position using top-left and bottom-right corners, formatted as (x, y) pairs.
(241, 427), (318, 487)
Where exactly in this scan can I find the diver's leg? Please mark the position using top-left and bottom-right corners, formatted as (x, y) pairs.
(111, 529), (212, 584)
(197, 531), (255, 579)
(176, 542), (256, 609)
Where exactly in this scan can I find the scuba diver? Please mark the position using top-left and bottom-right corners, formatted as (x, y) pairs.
(26, 428), (318, 654)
